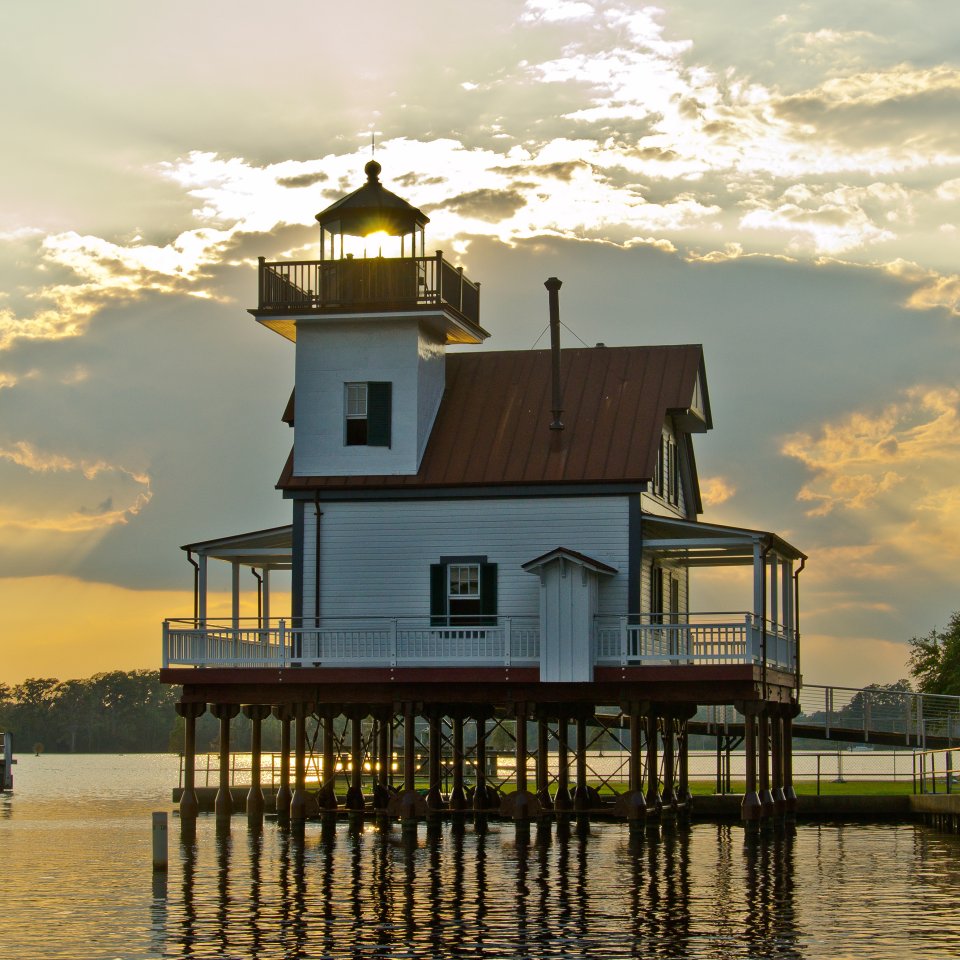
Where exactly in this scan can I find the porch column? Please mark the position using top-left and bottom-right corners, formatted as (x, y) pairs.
(198, 553), (208, 625)
(758, 709), (773, 816)
(573, 715), (589, 812)
(231, 561), (241, 631)
(752, 540), (765, 665)
(450, 715), (466, 811)
(262, 568), (271, 629)
(243, 704), (271, 823)
(536, 716), (552, 810)
(474, 714), (489, 812)
(645, 709), (661, 812)
(176, 702), (206, 820)
(741, 704), (761, 821)
(211, 702), (240, 824)
(346, 711), (366, 812)
(770, 555), (779, 632)
(554, 711), (572, 812)
(273, 705), (293, 821)
(781, 560), (792, 638)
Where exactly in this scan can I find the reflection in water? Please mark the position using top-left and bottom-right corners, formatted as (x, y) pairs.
(158, 818), (960, 960)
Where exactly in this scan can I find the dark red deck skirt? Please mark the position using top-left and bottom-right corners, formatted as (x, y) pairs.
(161, 664), (797, 707)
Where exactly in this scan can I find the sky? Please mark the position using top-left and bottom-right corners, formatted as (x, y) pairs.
(1, 0), (959, 687)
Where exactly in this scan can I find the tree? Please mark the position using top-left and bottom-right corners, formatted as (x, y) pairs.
(908, 612), (960, 696)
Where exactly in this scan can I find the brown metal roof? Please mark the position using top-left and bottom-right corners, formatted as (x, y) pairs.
(278, 344), (706, 492)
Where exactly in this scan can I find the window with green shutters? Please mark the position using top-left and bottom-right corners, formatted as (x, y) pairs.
(344, 381), (391, 447)
(430, 559), (498, 626)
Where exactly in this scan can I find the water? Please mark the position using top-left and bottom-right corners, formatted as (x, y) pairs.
(3, 755), (960, 959)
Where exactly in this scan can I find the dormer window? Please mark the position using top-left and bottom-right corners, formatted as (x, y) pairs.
(344, 381), (392, 447)
(653, 430), (679, 506)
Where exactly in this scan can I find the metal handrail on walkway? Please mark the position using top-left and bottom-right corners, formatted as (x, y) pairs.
(798, 684), (960, 747)
(913, 748), (960, 795)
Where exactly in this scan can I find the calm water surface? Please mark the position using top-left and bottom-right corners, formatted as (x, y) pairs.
(2, 754), (960, 959)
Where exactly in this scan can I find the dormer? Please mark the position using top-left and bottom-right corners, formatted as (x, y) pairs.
(249, 161), (489, 477)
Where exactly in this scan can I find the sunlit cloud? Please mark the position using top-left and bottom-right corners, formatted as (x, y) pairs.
(740, 182), (908, 254)
(700, 475), (736, 507)
(782, 387), (960, 515)
(783, 388), (960, 577)
(521, 0), (594, 23)
(0, 441), (152, 533)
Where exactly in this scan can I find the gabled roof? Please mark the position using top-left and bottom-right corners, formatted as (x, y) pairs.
(280, 344), (707, 493)
(522, 547), (618, 576)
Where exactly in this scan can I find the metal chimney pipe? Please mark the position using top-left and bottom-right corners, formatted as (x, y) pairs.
(545, 277), (564, 431)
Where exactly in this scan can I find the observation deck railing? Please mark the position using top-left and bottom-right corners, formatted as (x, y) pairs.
(256, 253), (480, 326)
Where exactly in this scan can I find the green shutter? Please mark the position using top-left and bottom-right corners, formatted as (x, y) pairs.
(430, 564), (446, 626)
(367, 381), (392, 447)
(480, 562), (498, 626)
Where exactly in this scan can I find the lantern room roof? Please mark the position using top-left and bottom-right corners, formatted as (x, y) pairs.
(315, 160), (430, 237)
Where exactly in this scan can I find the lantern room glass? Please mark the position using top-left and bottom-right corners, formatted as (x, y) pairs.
(320, 221), (425, 262)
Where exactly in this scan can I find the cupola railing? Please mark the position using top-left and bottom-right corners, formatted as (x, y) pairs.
(257, 252), (480, 326)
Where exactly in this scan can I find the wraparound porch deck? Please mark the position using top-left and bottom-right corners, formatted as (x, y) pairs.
(162, 612), (797, 672)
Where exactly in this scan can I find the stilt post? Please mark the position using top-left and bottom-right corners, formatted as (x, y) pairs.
(176, 702), (205, 821)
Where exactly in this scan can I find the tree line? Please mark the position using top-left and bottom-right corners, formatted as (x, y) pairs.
(0, 670), (181, 753)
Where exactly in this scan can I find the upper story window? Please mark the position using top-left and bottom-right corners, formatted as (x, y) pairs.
(653, 430), (680, 506)
(344, 381), (392, 447)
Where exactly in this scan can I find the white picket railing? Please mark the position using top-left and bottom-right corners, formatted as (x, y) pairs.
(593, 613), (796, 671)
(163, 617), (541, 668)
(163, 612), (797, 672)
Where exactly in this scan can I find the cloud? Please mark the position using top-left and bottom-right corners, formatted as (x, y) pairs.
(0, 441), (152, 533)
(700, 475), (736, 507)
(276, 171), (328, 189)
(774, 65), (960, 155)
(521, 0), (594, 23)
(782, 387), (960, 571)
(432, 188), (528, 222)
(740, 182), (907, 254)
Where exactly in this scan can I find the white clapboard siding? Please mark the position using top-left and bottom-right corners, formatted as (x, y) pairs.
(640, 557), (689, 617)
(306, 496), (630, 620)
(294, 320), (445, 477)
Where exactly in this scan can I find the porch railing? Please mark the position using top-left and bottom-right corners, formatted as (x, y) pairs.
(593, 612), (796, 671)
(257, 253), (480, 326)
(163, 617), (539, 668)
(163, 612), (796, 671)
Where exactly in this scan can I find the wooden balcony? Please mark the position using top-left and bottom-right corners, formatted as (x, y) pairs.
(162, 613), (797, 673)
(254, 253), (481, 329)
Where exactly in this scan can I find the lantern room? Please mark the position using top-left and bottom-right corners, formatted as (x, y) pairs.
(316, 159), (428, 261)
